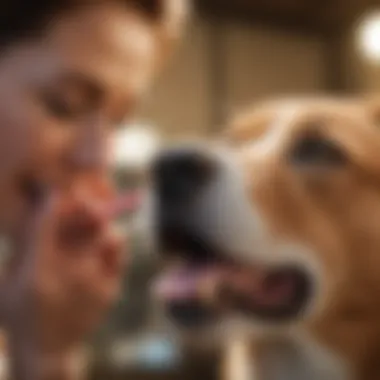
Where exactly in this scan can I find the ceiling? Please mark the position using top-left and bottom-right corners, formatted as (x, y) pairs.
(195, 0), (378, 35)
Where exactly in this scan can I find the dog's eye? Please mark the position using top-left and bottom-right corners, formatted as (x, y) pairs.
(289, 135), (346, 167)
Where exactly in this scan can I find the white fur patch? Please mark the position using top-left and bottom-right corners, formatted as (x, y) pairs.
(186, 150), (321, 313)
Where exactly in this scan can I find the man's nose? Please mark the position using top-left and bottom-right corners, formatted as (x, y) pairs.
(66, 116), (109, 174)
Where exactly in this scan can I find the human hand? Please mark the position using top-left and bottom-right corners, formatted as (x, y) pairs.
(1, 178), (126, 380)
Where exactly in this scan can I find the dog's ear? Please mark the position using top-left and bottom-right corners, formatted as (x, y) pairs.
(224, 104), (275, 144)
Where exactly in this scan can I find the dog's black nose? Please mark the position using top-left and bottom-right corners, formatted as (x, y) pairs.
(153, 149), (216, 203)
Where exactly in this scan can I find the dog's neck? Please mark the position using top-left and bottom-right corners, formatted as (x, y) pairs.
(254, 336), (347, 380)
(307, 305), (380, 380)
(248, 300), (380, 380)
(305, 242), (380, 380)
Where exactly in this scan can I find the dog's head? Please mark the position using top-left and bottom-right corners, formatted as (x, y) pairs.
(148, 97), (380, 343)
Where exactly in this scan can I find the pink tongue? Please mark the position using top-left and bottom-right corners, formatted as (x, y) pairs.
(154, 266), (298, 309)
(154, 267), (219, 301)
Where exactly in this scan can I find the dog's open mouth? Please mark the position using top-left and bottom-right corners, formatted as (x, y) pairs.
(154, 233), (313, 328)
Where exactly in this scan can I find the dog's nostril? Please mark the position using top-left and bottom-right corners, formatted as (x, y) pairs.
(153, 149), (216, 202)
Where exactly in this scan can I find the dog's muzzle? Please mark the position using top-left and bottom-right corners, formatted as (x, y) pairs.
(151, 146), (314, 330)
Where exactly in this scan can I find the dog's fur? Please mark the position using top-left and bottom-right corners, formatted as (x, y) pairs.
(219, 96), (380, 380)
(148, 98), (380, 380)
(148, 95), (380, 380)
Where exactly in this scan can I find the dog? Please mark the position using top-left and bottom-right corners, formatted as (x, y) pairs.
(144, 96), (380, 380)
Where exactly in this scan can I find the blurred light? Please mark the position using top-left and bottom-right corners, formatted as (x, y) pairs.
(112, 124), (160, 169)
(137, 338), (180, 370)
(357, 11), (380, 63)
(110, 336), (180, 372)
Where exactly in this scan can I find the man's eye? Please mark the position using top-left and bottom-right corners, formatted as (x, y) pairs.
(41, 94), (85, 120)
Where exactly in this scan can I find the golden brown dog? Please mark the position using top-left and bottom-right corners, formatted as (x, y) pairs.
(148, 96), (380, 380)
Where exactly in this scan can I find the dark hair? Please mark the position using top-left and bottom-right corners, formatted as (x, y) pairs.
(0, 0), (165, 49)
(129, 0), (164, 19)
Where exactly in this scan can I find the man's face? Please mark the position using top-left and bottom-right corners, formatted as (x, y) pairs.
(0, 3), (158, 232)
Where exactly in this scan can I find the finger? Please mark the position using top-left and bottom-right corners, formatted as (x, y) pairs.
(1, 193), (88, 309)
(3, 193), (57, 289)
(0, 193), (56, 325)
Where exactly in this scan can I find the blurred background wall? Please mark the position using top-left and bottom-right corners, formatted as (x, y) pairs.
(141, 0), (380, 137)
(143, 18), (326, 137)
